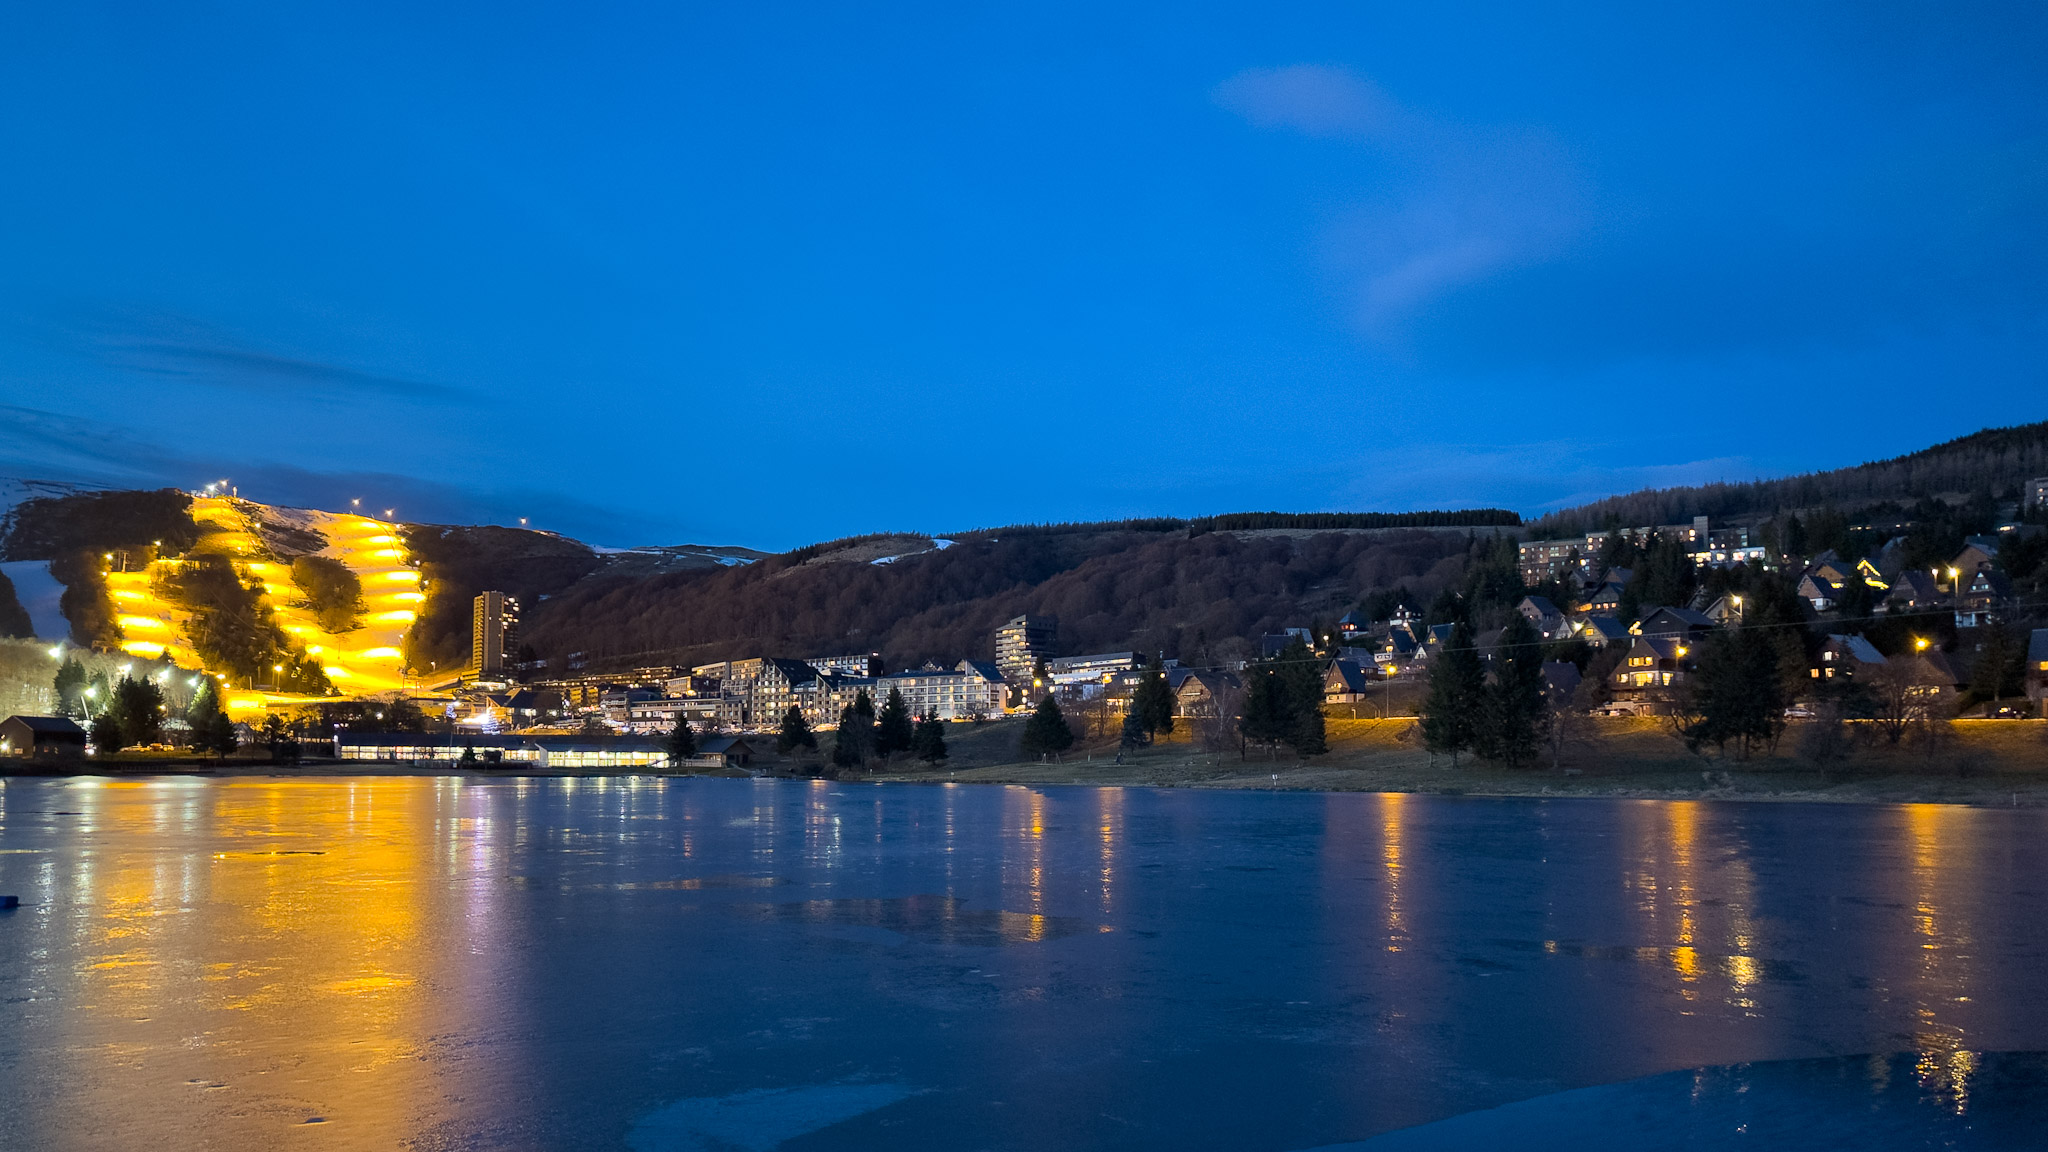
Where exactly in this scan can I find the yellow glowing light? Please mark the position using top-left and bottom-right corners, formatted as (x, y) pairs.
(308, 645), (323, 655)
(364, 535), (397, 544)
(323, 666), (352, 678)
(392, 592), (426, 603)
(118, 615), (165, 630)
(120, 641), (166, 657)
(111, 589), (144, 602)
(382, 571), (420, 583)
(357, 647), (403, 660)
(369, 549), (403, 559)
(372, 610), (417, 622)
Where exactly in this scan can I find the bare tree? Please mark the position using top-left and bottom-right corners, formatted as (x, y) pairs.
(1546, 678), (1600, 772)
(1194, 682), (1246, 757)
(1866, 660), (1920, 746)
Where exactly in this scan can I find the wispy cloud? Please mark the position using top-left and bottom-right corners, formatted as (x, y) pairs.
(0, 403), (661, 545)
(1212, 65), (1399, 140)
(65, 307), (470, 402)
(1214, 65), (1588, 336)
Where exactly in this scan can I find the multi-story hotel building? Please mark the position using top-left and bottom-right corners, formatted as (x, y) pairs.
(471, 591), (519, 676)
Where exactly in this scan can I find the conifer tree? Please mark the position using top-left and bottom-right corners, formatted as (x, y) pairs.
(1018, 696), (1074, 758)
(777, 705), (818, 754)
(90, 712), (125, 754)
(186, 680), (238, 758)
(1419, 620), (1484, 765)
(666, 712), (697, 765)
(1277, 638), (1326, 755)
(912, 711), (947, 762)
(1239, 639), (1325, 756)
(1119, 710), (1150, 751)
(53, 658), (87, 717)
(1240, 663), (1288, 751)
(832, 691), (877, 769)
(875, 687), (914, 756)
(1478, 612), (1545, 767)
(112, 676), (165, 747)
(1680, 627), (1785, 758)
(1131, 656), (1175, 737)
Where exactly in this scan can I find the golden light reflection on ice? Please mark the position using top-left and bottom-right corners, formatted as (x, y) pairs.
(48, 778), (450, 1148)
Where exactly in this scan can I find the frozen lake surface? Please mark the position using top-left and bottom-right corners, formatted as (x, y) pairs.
(0, 777), (2044, 1150)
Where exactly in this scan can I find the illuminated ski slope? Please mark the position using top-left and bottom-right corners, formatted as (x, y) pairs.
(105, 496), (420, 712)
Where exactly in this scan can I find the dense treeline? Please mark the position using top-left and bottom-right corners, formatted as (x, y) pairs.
(0, 570), (32, 638)
(0, 489), (200, 561)
(957, 509), (1521, 538)
(522, 527), (1480, 671)
(1528, 421), (2048, 536)
(155, 554), (330, 692)
(1191, 510), (1521, 531)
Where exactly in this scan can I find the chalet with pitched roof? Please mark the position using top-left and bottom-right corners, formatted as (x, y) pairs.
(1813, 634), (1887, 684)
(1881, 570), (1942, 615)
(1955, 568), (2014, 629)
(1516, 595), (1570, 641)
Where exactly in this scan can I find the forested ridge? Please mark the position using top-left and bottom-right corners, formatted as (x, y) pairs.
(520, 527), (1479, 671)
(7, 420), (2044, 675)
(1526, 421), (2048, 536)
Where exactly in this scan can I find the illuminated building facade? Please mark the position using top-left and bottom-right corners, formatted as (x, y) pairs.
(472, 591), (519, 676)
(995, 615), (1056, 684)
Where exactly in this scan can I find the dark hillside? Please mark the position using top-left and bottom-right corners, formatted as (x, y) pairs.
(521, 526), (1481, 671)
(1530, 421), (2048, 535)
(401, 524), (605, 672)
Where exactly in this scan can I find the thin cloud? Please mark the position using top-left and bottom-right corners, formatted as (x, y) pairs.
(1214, 65), (1588, 336)
(72, 307), (470, 402)
(1211, 65), (1399, 140)
(0, 403), (661, 545)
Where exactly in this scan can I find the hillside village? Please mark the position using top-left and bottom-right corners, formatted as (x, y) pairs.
(1, 446), (2046, 770)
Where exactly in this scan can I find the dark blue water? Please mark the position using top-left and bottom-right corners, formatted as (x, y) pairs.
(0, 777), (2044, 1150)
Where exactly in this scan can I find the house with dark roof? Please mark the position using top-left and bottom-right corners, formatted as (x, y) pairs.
(1701, 594), (1743, 628)
(1609, 635), (1692, 713)
(1337, 611), (1368, 638)
(1881, 570), (1942, 615)
(1814, 634), (1887, 684)
(1576, 581), (1624, 617)
(1955, 568), (2015, 629)
(1634, 606), (1715, 641)
(1574, 615), (1631, 649)
(1798, 570), (1842, 612)
(1897, 649), (1966, 717)
(1258, 629), (1314, 659)
(1516, 596), (1570, 641)
(1174, 669), (1244, 717)
(1951, 536), (2000, 578)
(1323, 659), (1375, 704)
(1, 715), (87, 759)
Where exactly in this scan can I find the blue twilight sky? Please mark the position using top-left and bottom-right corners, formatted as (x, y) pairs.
(2, 3), (2045, 548)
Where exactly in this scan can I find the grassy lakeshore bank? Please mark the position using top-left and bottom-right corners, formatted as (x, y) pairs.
(869, 715), (2048, 808)
(9, 717), (2047, 807)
